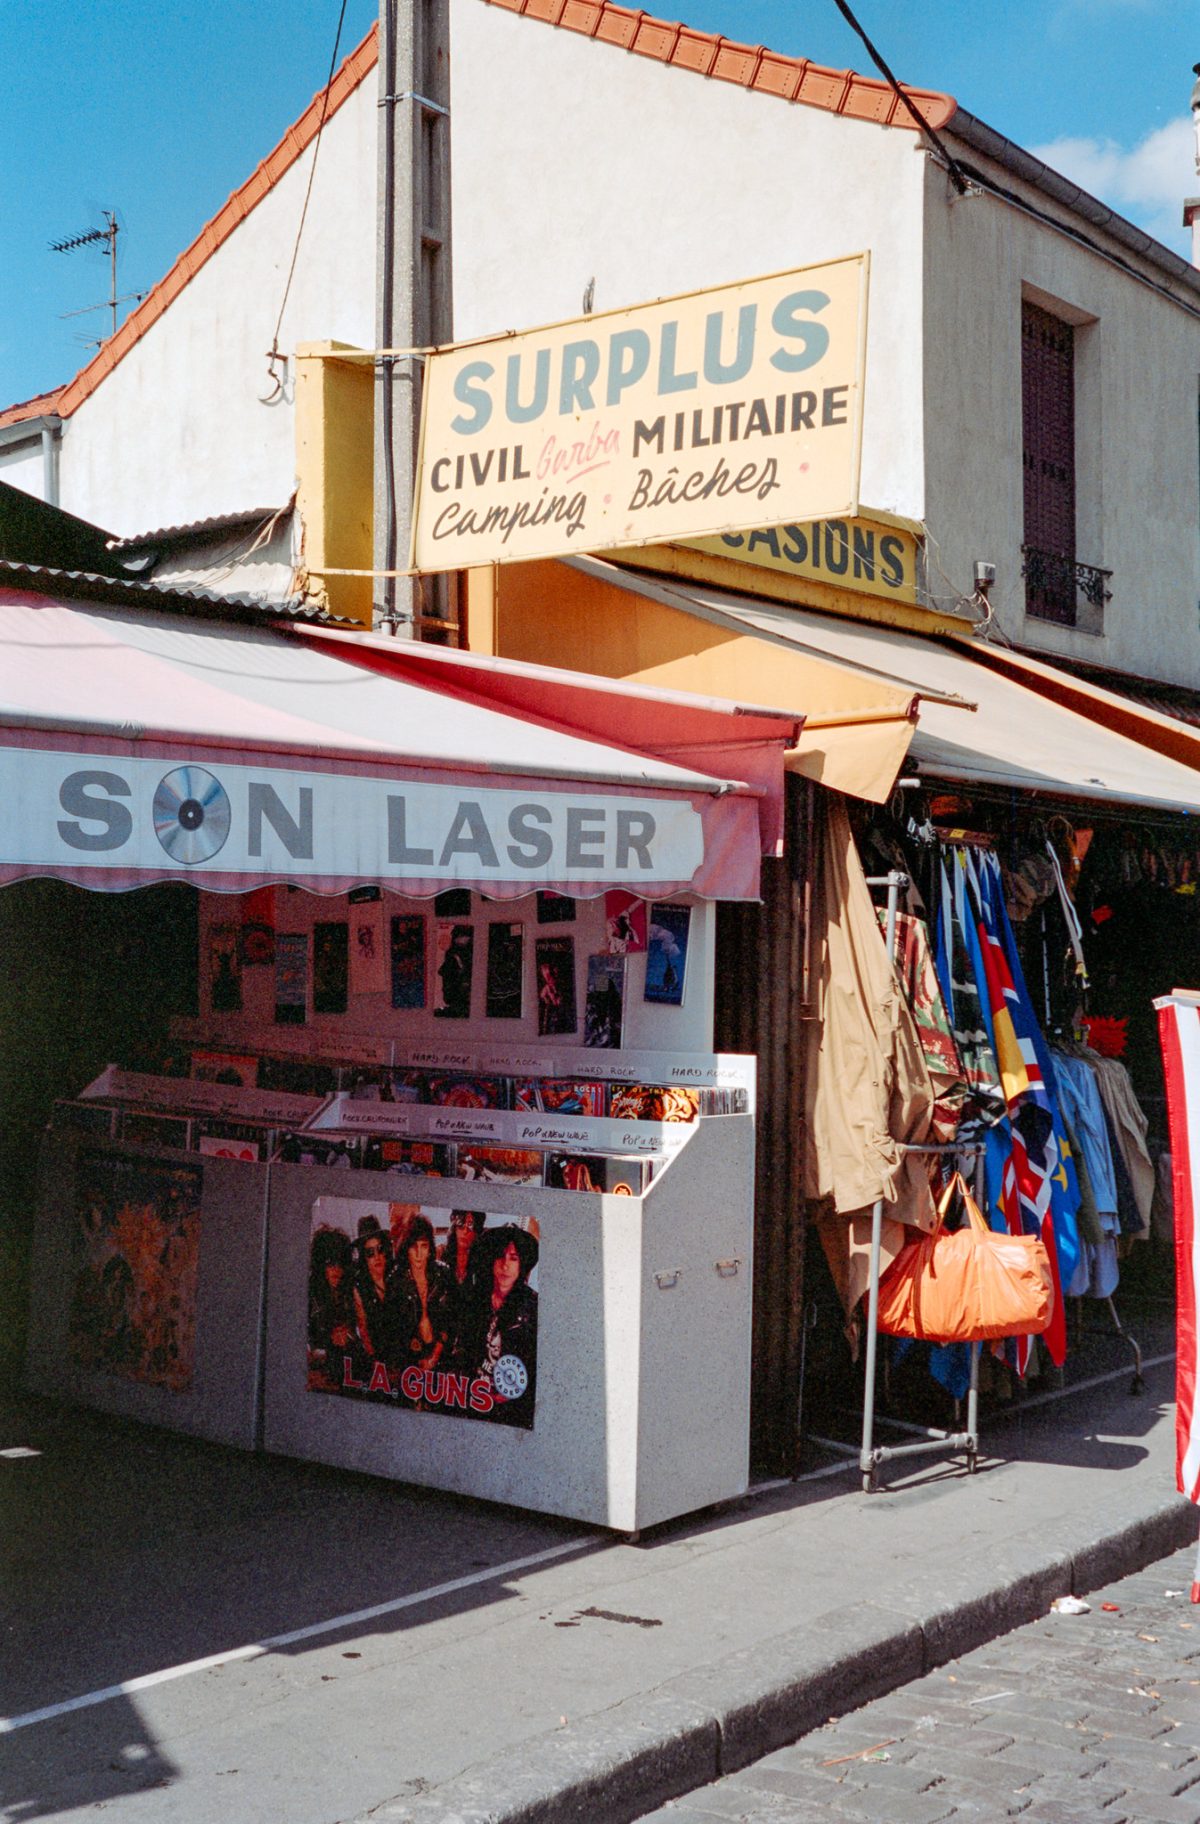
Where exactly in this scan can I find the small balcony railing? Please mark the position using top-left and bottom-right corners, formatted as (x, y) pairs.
(1021, 546), (1112, 629)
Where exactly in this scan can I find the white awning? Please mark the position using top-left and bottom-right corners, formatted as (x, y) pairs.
(0, 590), (778, 899)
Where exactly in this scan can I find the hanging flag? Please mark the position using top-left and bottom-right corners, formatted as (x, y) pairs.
(967, 851), (1079, 1367)
(936, 855), (1007, 1140)
(980, 852), (1082, 1293)
(880, 909), (969, 1145)
(1155, 991), (1200, 1503)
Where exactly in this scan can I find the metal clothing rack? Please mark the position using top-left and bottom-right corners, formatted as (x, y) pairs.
(811, 869), (984, 1492)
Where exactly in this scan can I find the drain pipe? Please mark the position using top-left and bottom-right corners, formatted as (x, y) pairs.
(40, 417), (62, 508)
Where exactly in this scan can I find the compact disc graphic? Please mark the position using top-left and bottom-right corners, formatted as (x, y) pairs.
(152, 766), (231, 864)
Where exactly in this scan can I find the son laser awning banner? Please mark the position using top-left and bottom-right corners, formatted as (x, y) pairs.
(411, 257), (868, 572)
(0, 593), (768, 900)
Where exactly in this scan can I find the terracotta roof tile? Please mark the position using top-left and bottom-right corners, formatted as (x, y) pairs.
(632, 16), (681, 58)
(756, 52), (806, 101)
(558, 0), (603, 33)
(673, 26), (720, 73)
(595, 5), (643, 49)
(485, 0), (955, 128)
(0, 387), (67, 431)
(3, 5), (955, 426)
(796, 64), (852, 110)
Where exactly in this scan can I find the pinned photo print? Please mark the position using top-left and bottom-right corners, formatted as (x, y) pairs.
(535, 937), (576, 1036)
(645, 904), (691, 1006)
(434, 922), (474, 1019)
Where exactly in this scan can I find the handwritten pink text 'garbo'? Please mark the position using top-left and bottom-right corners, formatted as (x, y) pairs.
(536, 423), (620, 484)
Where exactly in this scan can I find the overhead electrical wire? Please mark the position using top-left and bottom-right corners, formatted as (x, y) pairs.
(265, 0), (350, 398)
(828, 0), (970, 195)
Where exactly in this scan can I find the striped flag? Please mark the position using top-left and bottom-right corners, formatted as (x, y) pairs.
(968, 852), (1077, 1367)
(1155, 991), (1200, 1503)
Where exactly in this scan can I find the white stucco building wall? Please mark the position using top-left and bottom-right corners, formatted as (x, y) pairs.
(449, 0), (930, 523)
(54, 80), (376, 537)
(0, 441), (45, 499)
(923, 139), (1200, 687)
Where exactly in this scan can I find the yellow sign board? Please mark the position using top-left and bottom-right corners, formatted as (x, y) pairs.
(687, 515), (918, 605)
(411, 256), (868, 573)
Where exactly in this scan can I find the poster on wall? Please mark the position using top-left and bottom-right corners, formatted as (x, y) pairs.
(535, 937), (576, 1035)
(536, 892), (575, 925)
(313, 922), (349, 1014)
(604, 891), (647, 954)
(275, 931), (309, 1024)
(486, 922), (524, 1020)
(645, 904), (691, 1006)
(434, 922), (474, 1019)
(349, 902), (388, 996)
(583, 953), (626, 1048)
(306, 1199), (538, 1427)
(209, 923), (242, 1013)
(390, 915), (427, 1010)
(239, 886), (276, 967)
(67, 1153), (203, 1391)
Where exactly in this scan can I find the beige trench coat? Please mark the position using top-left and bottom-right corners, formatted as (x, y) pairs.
(804, 795), (936, 1321)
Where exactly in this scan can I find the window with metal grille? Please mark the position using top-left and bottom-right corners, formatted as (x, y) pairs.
(1022, 300), (1077, 624)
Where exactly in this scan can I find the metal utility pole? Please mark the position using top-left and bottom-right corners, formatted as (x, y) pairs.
(374, 0), (453, 637)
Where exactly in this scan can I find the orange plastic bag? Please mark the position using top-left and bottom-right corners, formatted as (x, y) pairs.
(876, 1173), (1053, 1343)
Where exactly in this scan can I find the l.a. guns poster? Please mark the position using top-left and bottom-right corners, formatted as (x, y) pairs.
(307, 1200), (538, 1428)
(68, 1154), (203, 1391)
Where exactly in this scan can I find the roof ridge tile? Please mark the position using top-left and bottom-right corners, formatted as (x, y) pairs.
(486, 0), (954, 129)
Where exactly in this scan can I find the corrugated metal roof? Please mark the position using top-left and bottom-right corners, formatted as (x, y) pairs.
(110, 508), (286, 548)
(0, 560), (343, 625)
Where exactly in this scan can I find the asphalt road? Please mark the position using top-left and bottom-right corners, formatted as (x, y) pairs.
(638, 1542), (1200, 1824)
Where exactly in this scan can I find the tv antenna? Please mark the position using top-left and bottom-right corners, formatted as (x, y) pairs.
(50, 210), (143, 345)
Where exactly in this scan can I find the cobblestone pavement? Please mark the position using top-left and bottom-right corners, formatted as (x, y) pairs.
(638, 1542), (1200, 1824)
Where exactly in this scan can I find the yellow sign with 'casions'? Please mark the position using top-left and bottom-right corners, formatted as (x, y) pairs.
(686, 515), (918, 605)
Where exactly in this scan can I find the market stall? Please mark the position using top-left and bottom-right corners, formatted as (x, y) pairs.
(5, 585), (797, 1529)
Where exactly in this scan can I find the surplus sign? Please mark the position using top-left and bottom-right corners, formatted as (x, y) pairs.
(411, 257), (868, 572)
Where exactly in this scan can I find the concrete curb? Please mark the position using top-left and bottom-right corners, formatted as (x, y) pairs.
(361, 1493), (1198, 1824)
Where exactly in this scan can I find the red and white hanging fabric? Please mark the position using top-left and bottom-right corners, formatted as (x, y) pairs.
(1155, 990), (1200, 1505)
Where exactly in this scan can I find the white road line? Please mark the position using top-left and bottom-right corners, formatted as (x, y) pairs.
(0, 1534), (600, 1734)
(4, 1354), (1175, 1735)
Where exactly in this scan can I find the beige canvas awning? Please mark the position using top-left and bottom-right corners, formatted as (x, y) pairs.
(631, 576), (1200, 815)
(483, 556), (960, 803)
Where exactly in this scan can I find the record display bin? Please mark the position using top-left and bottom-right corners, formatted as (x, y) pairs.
(26, 1122), (269, 1451)
(262, 1105), (754, 1532)
(29, 1045), (755, 1531)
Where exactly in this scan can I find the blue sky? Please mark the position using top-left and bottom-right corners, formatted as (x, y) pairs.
(3, 0), (1195, 407)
